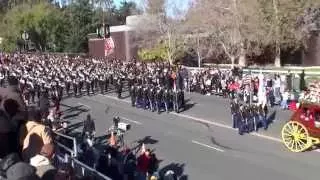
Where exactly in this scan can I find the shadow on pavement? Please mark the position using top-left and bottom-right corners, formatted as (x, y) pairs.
(119, 94), (130, 99)
(182, 103), (195, 112)
(66, 122), (83, 132)
(137, 136), (158, 145)
(210, 136), (233, 150)
(61, 104), (87, 112)
(267, 111), (277, 125)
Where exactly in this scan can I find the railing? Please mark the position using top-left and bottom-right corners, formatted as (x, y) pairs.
(184, 65), (320, 75)
(54, 154), (112, 180)
(54, 131), (78, 157)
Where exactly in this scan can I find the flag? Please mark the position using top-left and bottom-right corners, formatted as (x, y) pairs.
(104, 37), (115, 56)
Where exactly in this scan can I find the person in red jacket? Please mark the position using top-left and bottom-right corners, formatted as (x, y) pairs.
(137, 148), (151, 180)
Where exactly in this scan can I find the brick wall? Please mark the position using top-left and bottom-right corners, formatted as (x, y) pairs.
(88, 30), (137, 61)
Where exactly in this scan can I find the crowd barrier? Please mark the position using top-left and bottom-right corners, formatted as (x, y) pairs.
(54, 131), (78, 157)
(54, 154), (112, 180)
(53, 131), (113, 180)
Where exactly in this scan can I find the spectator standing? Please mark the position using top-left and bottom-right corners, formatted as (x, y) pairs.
(148, 152), (159, 177)
(82, 114), (95, 142)
(137, 146), (151, 180)
(274, 75), (281, 104)
(19, 107), (54, 162)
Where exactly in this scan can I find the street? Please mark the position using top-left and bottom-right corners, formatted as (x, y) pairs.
(61, 90), (320, 180)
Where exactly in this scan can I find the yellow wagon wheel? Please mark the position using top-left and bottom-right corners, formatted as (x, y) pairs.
(281, 121), (311, 152)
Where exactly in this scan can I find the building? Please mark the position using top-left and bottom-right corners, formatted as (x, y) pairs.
(88, 15), (141, 61)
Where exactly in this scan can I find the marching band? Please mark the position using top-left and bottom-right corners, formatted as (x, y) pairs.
(0, 54), (186, 114)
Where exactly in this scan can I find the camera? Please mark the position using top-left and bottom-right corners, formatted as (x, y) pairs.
(112, 117), (131, 132)
(118, 122), (131, 131)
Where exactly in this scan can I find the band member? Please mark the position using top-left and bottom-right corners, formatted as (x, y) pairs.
(27, 78), (35, 104)
(90, 75), (95, 94)
(174, 90), (184, 113)
(130, 84), (137, 107)
(58, 80), (65, 99)
(35, 78), (41, 100)
(51, 87), (61, 112)
(79, 73), (85, 96)
(238, 105), (248, 135)
(72, 78), (78, 97)
(230, 99), (240, 129)
(44, 79), (51, 95)
(105, 72), (110, 93)
(142, 86), (149, 109)
(66, 76), (71, 96)
(86, 76), (91, 95)
(163, 88), (171, 113)
(0, 72), (4, 87)
(148, 85), (156, 112)
(128, 73), (135, 89)
(258, 104), (268, 130)
(155, 86), (163, 114)
(39, 91), (50, 120)
(116, 77), (123, 99)
(99, 74), (104, 94)
(136, 84), (143, 108)
(94, 73), (99, 90)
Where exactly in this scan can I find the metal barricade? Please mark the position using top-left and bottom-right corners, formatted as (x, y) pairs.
(54, 154), (112, 180)
(54, 131), (78, 157)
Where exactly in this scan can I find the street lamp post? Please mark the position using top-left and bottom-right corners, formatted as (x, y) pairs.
(21, 31), (29, 52)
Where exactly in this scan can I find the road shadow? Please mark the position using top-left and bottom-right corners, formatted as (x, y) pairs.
(182, 103), (195, 112)
(210, 136), (233, 150)
(119, 94), (130, 99)
(63, 112), (82, 120)
(267, 110), (277, 125)
(129, 136), (159, 154)
(194, 120), (234, 151)
(159, 163), (187, 180)
(61, 104), (84, 112)
(136, 136), (158, 145)
(66, 122), (83, 132)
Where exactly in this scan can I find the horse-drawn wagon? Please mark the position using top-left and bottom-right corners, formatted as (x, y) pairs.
(281, 103), (320, 152)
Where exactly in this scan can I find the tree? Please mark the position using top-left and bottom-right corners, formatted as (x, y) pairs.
(138, 43), (167, 61)
(116, 1), (141, 25)
(133, 0), (186, 65)
(184, 0), (266, 67)
(296, 7), (320, 50)
(0, 2), (67, 52)
(145, 0), (165, 14)
(258, 0), (320, 66)
(64, 0), (96, 52)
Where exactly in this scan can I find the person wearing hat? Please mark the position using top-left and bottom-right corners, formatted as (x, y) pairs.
(19, 107), (54, 163)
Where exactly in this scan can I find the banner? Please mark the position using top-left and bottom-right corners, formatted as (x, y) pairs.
(104, 37), (115, 57)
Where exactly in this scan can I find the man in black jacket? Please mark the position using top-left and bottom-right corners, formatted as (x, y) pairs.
(39, 91), (50, 120)
(82, 114), (95, 141)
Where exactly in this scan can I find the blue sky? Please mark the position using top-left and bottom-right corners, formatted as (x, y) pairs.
(113, 0), (191, 16)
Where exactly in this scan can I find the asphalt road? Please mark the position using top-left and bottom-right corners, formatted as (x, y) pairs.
(60, 90), (320, 180)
